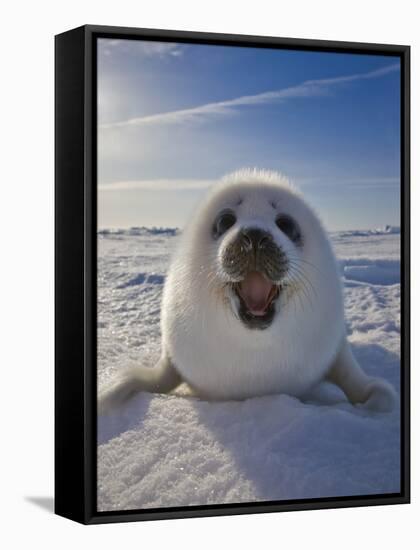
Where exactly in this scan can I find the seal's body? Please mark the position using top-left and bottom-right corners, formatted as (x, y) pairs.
(99, 169), (396, 412)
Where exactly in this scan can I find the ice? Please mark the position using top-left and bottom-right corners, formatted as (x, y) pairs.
(97, 227), (401, 511)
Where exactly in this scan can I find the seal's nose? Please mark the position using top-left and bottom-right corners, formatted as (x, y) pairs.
(241, 228), (272, 251)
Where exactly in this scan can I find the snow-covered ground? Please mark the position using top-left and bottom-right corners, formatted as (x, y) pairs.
(97, 226), (401, 512)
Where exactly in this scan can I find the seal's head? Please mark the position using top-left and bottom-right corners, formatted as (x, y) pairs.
(192, 169), (334, 331)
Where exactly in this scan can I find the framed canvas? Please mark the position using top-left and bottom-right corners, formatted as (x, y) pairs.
(55, 24), (410, 524)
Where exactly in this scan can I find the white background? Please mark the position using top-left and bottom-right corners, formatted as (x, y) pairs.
(0, 0), (417, 548)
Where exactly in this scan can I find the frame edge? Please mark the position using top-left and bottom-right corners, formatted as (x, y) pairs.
(55, 25), (88, 525)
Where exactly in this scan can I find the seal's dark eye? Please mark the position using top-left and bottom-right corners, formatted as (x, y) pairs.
(212, 210), (236, 239)
(275, 215), (302, 246)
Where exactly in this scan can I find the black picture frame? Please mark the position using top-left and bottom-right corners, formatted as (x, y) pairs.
(55, 24), (410, 525)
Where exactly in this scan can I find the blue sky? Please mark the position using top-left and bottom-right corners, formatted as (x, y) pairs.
(97, 38), (401, 230)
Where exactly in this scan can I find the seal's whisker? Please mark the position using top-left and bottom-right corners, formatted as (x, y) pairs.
(287, 260), (318, 301)
(289, 279), (306, 314)
(293, 273), (315, 312)
(288, 267), (317, 304)
(286, 268), (314, 312)
(287, 255), (324, 276)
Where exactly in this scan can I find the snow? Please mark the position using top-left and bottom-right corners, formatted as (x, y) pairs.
(97, 227), (401, 512)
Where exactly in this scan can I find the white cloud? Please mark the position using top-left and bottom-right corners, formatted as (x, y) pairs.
(98, 175), (399, 194)
(98, 178), (216, 192)
(100, 63), (400, 130)
(99, 38), (184, 59)
(297, 176), (400, 188)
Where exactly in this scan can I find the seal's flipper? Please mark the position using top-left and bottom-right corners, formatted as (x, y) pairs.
(327, 339), (397, 412)
(98, 355), (182, 414)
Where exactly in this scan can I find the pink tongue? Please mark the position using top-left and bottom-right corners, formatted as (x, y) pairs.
(239, 271), (274, 316)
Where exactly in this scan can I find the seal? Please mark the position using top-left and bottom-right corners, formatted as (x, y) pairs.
(99, 169), (396, 413)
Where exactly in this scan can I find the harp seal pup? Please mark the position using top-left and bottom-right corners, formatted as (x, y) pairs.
(99, 169), (396, 413)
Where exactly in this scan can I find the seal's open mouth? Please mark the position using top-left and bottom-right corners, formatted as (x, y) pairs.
(233, 271), (280, 329)
(236, 271), (279, 316)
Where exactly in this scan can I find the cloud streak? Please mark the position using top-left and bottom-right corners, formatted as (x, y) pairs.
(98, 175), (399, 193)
(297, 175), (400, 187)
(98, 178), (216, 192)
(99, 38), (184, 59)
(100, 63), (400, 130)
